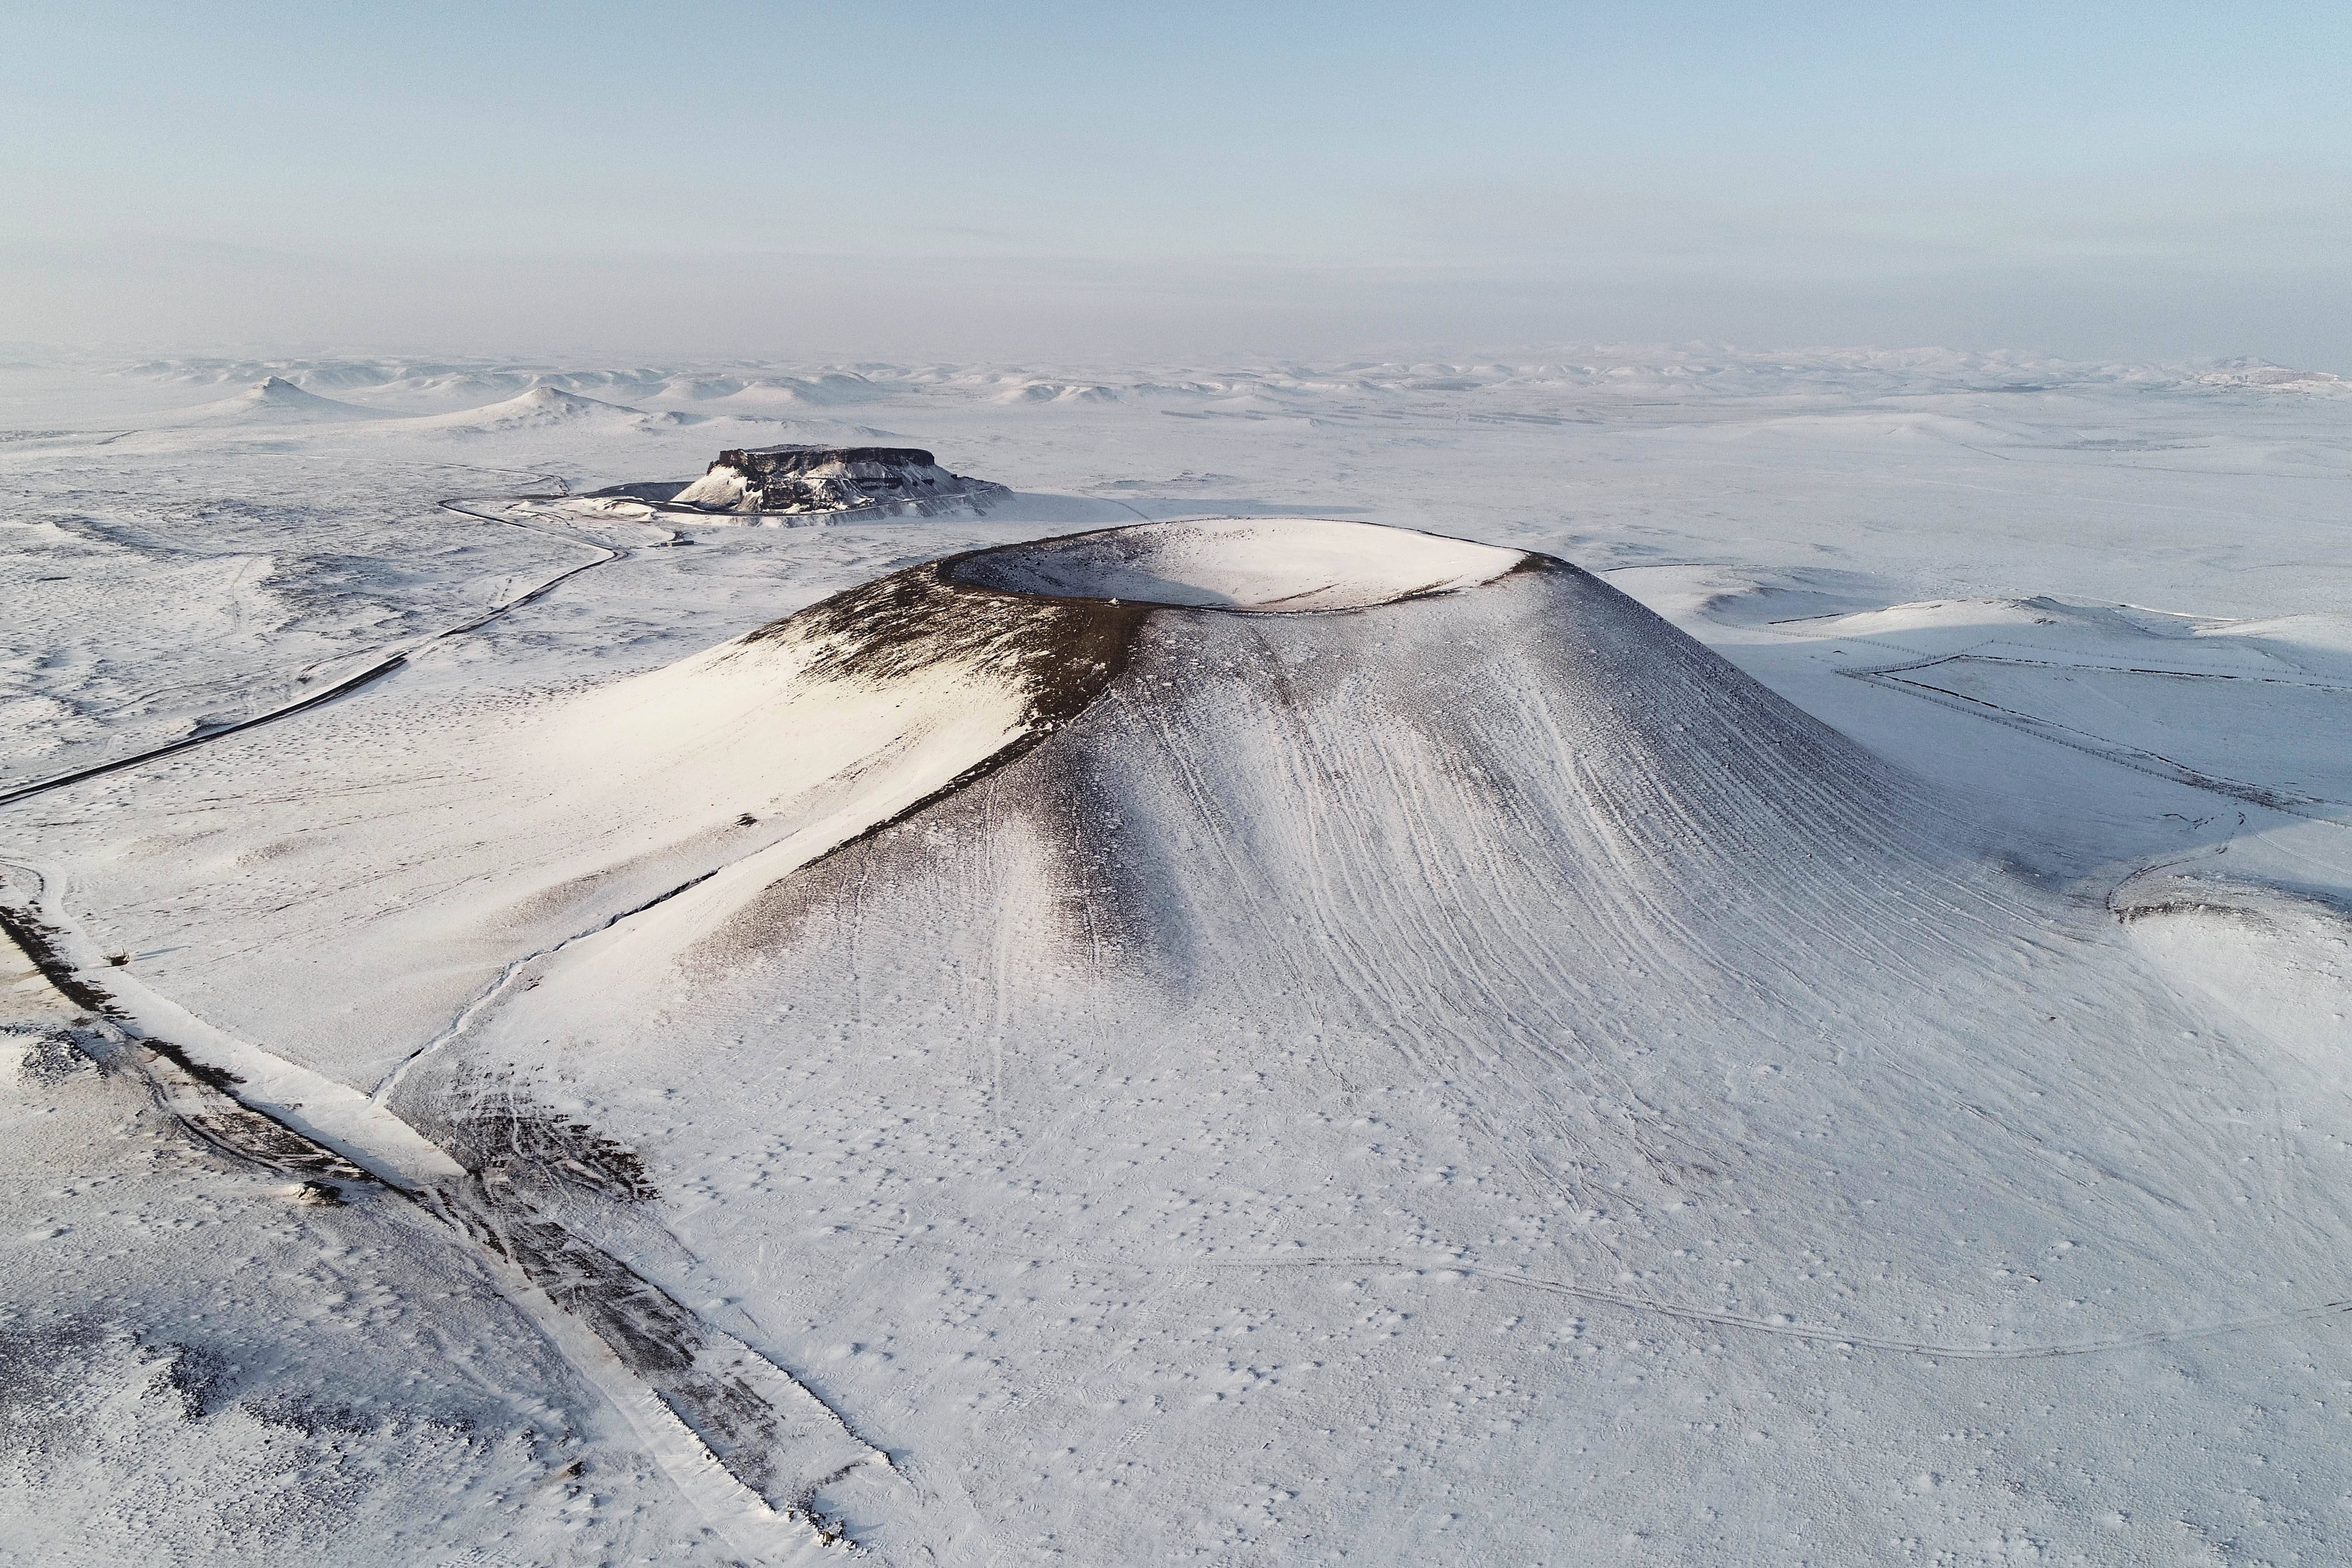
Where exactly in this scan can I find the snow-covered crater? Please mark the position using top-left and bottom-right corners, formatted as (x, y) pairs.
(948, 516), (1525, 610)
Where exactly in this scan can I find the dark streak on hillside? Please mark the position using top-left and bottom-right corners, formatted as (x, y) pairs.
(0, 899), (122, 1020)
(0, 891), (369, 1180)
(7, 883), (870, 1519)
(744, 554), (1149, 720)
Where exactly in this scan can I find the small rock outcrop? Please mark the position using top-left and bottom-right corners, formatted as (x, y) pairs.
(671, 444), (1011, 516)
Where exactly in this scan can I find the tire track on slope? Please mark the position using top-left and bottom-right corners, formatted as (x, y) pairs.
(1842, 658), (2352, 828)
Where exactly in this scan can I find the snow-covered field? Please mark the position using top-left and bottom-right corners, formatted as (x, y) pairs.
(3, 346), (2350, 1565)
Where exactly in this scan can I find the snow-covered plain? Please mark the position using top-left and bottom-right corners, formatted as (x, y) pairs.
(3, 346), (2350, 1565)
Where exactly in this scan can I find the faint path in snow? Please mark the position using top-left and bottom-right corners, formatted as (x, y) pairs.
(0, 473), (631, 811)
(370, 857), (734, 1106)
(1608, 560), (2352, 830)
(1842, 655), (2352, 827)
(1211, 1256), (2352, 1361)
(789, 1219), (2352, 1364)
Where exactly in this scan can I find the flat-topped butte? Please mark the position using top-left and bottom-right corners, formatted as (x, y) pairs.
(673, 443), (1011, 515)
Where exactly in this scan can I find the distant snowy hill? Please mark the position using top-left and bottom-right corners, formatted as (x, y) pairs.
(157, 376), (394, 426)
(652, 372), (892, 410)
(399, 385), (703, 433)
(105, 346), (2352, 417)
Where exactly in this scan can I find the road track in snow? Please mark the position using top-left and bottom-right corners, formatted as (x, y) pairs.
(0, 473), (634, 810)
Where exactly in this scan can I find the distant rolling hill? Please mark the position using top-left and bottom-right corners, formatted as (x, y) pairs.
(397, 384), (704, 433)
(156, 375), (394, 425)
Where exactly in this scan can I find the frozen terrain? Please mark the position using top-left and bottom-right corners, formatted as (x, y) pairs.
(3, 346), (2351, 1565)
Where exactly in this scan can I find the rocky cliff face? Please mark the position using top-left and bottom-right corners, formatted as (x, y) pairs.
(671, 444), (1011, 516)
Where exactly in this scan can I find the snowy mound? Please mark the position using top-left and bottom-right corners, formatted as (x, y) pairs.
(404, 385), (698, 432)
(951, 515), (1521, 609)
(159, 376), (392, 426)
(51, 519), (2352, 1558)
(2193, 357), (2349, 393)
(670, 443), (1009, 516)
(990, 380), (1119, 404)
(654, 371), (889, 408)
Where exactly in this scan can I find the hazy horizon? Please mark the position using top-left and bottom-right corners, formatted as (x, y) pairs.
(10, 15), (2352, 1557)
(7, 1), (2347, 369)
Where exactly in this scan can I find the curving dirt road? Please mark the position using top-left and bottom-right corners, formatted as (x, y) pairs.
(0, 476), (637, 809)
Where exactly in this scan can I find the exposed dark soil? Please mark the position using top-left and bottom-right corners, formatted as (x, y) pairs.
(743, 553), (1149, 724)
(433, 1073), (660, 1207)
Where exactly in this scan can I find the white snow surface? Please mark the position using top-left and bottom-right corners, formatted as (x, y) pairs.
(5, 345), (2352, 1565)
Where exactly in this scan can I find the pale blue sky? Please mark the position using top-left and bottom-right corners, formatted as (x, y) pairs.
(6, 1), (2346, 363)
